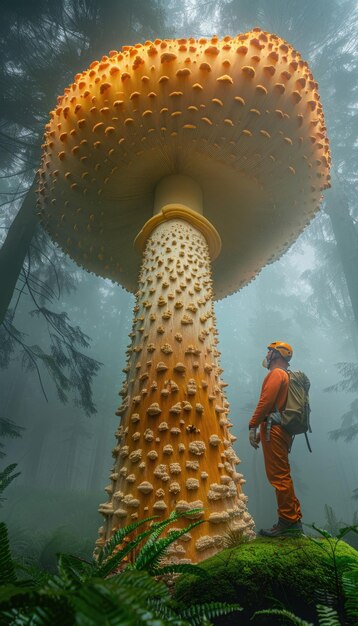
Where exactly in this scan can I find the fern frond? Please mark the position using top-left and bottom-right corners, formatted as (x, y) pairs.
(94, 512), (205, 578)
(342, 568), (358, 619)
(135, 520), (204, 572)
(71, 571), (171, 626)
(0, 522), (16, 584)
(14, 561), (51, 586)
(94, 525), (164, 578)
(96, 515), (157, 565)
(0, 583), (34, 605)
(316, 604), (341, 625)
(179, 601), (243, 625)
(57, 553), (93, 585)
(0, 572), (175, 626)
(41, 571), (75, 594)
(310, 523), (334, 540)
(141, 509), (204, 553)
(149, 599), (191, 625)
(313, 588), (336, 608)
(335, 553), (358, 573)
(2, 600), (74, 626)
(135, 535), (181, 572)
(0, 464), (20, 503)
(253, 608), (313, 625)
(136, 514), (204, 568)
(141, 509), (184, 551)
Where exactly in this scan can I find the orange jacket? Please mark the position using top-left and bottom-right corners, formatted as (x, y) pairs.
(249, 368), (289, 429)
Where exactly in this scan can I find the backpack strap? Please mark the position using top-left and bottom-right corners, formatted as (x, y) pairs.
(289, 433), (312, 454)
(304, 433), (312, 453)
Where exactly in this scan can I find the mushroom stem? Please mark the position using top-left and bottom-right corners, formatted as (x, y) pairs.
(154, 175), (203, 216)
(96, 211), (255, 563)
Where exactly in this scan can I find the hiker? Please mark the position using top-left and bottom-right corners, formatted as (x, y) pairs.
(248, 341), (303, 537)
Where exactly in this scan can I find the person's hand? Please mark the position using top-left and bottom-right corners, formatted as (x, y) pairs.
(249, 428), (260, 449)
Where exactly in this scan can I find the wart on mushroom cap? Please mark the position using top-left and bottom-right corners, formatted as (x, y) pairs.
(37, 30), (330, 300)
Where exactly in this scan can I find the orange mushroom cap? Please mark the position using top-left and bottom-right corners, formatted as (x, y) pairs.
(37, 31), (330, 299)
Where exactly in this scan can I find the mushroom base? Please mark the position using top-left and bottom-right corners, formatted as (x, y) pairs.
(96, 217), (255, 563)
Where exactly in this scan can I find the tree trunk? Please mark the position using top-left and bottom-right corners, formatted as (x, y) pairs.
(96, 214), (255, 563)
(325, 193), (358, 334)
(0, 183), (38, 324)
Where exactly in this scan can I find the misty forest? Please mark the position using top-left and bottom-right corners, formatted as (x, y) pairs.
(0, 1), (358, 625)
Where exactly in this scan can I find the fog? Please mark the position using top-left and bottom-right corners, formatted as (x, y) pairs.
(1, 0), (357, 567)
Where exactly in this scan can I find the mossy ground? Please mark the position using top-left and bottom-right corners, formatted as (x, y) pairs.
(174, 536), (358, 625)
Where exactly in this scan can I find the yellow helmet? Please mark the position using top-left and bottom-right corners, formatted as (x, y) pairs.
(267, 341), (293, 362)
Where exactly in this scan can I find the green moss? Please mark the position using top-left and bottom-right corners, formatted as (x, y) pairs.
(174, 537), (358, 624)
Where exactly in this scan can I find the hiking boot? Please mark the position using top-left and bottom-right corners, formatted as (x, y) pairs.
(259, 518), (304, 538)
(256, 519), (279, 537)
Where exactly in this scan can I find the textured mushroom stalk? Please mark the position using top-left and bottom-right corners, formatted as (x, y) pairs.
(96, 216), (255, 562)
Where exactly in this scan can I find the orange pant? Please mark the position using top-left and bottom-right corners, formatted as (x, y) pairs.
(260, 423), (302, 523)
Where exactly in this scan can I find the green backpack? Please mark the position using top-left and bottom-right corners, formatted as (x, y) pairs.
(269, 370), (312, 452)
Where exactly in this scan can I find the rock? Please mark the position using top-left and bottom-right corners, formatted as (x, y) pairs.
(174, 538), (358, 625)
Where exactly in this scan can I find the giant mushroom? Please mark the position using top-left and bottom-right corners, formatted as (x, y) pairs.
(37, 30), (330, 563)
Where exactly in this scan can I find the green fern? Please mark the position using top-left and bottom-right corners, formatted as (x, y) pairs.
(0, 463), (20, 504)
(0, 570), (170, 626)
(56, 553), (94, 585)
(94, 524), (160, 578)
(13, 560), (51, 587)
(0, 577), (66, 619)
(95, 509), (205, 578)
(313, 588), (336, 609)
(179, 601), (243, 625)
(70, 571), (171, 626)
(0, 511), (244, 625)
(306, 522), (358, 623)
(135, 520), (204, 573)
(0, 522), (16, 585)
(253, 608), (313, 624)
(1, 566), (240, 625)
(1, 604), (74, 626)
(139, 508), (202, 554)
(316, 604), (341, 625)
(96, 514), (157, 565)
(342, 568), (358, 619)
(143, 509), (181, 551)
